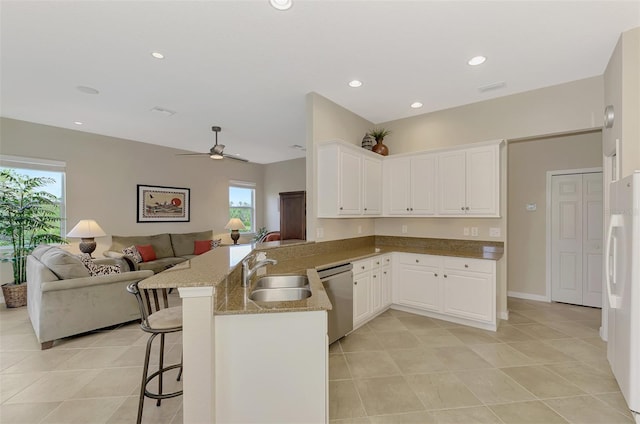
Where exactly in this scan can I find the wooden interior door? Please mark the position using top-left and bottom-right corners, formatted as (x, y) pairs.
(279, 191), (306, 240)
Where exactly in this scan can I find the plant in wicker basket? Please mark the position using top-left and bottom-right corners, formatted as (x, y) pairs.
(1, 170), (66, 307)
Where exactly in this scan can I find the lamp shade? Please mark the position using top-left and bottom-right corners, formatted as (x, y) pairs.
(224, 218), (246, 231)
(66, 219), (106, 238)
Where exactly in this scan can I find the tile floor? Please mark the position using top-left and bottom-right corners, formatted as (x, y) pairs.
(0, 296), (635, 423)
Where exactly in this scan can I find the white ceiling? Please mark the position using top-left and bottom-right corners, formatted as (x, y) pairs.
(1, 1), (638, 164)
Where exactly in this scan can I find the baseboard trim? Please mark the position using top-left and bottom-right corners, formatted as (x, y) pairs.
(499, 310), (509, 320)
(507, 291), (550, 302)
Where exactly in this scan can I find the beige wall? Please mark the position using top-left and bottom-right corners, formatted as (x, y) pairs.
(507, 132), (603, 298)
(306, 92), (376, 242)
(263, 158), (306, 231)
(0, 117), (266, 284)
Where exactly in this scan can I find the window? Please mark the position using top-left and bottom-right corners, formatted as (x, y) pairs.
(229, 181), (255, 232)
(0, 155), (66, 247)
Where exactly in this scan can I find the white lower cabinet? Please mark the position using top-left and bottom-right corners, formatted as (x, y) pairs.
(392, 253), (497, 330)
(352, 255), (392, 328)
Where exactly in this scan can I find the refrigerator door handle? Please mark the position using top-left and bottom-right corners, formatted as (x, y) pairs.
(605, 213), (623, 309)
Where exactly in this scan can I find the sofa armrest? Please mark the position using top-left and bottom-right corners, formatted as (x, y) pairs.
(40, 270), (154, 293)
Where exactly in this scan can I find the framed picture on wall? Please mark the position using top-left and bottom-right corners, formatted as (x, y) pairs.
(137, 184), (190, 222)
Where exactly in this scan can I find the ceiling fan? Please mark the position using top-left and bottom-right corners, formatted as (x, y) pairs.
(177, 126), (249, 162)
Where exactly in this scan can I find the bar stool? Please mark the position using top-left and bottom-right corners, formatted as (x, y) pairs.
(127, 281), (183, 424)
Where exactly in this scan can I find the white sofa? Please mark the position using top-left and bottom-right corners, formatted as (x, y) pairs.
(27, 245), (153, 349)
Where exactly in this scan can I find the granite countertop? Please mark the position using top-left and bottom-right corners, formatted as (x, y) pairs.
(138, 237), (503, 316)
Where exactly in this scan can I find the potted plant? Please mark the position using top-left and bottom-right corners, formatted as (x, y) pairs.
(0, 170), (66, 307)
(368, 128), (391, 156)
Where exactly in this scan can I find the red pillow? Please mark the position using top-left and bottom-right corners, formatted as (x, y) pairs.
(135, 244), (156, 262)
(194, 239), (212, 255)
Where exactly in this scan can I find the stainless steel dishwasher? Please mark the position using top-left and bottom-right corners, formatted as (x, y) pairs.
(318, 263), (353, 345)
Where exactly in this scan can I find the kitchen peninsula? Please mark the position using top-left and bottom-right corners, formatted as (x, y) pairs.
(139, 236), (503, 423)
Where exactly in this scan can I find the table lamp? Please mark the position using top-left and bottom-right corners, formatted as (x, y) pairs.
(66, 219), (106, 257)
(225, 218), (246, 245)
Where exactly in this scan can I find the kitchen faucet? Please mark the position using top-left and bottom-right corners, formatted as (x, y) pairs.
(241, 254), (277, 287)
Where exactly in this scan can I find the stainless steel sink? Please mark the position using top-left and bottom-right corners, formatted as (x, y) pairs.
(249, 275), (312, 302)
(254, 275), (309, 290)
(249, 287), (312, 302)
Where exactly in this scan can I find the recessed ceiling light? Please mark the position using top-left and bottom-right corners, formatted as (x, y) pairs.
(151, 52), (164, 59)
(468, 56), (487, 66)
(74, 121), (83, 125)
(270, 0), (292, 10)
(348, 80), (363, 88)
(410, 102), (423, 109)
(76, 86), (99, 95)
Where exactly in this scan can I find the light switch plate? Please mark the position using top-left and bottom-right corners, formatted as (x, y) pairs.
(526, 203), (537, 211)
(401, 225), (408, 234)
(471, 227), (479, 237)
(463, 227), (470, 236)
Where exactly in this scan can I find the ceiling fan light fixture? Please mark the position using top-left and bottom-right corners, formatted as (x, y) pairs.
(270, 0), (292, 10)
(210, 153), (224, 160)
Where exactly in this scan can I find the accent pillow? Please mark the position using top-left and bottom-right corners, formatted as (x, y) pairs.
(136, 244), (157, 262)
(122, 245), (143, 263)
(79, 254), (121, 276)
(194, 239), (212, 255)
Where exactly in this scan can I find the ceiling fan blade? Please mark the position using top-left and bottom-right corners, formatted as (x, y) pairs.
(176, 152), (211, 156)
(223, 153), (249, 163)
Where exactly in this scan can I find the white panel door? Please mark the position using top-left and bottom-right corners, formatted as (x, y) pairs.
(466, 146), (499, 215)
(384, 157), (411, 215)
(442, 271), (493, 323)
(551, 172), (603, 306)
(362, 156), (382, 215)
(396, 264), (441, 312)
(338, 149), (362, 215)
(551, 174), (583, 304)
(438, 151), (466, 214)
(411, 154), (436, 214)
(582, 173), (603, 307)
(353, 273), (371, 326)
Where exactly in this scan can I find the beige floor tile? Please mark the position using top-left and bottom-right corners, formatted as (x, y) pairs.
(507, 340), (577, 363)
(344, 351), (401, 378)
(412, 328), (464, 348)
(512, 323), (572, 340)
(107, 394), (182, 424)
(54, 346), (130, 370)
(354, 376), (425, 416)
(493, 324), (534, 342)
(40, 397), (126, 424)
(543, 338), (607, 363)
(595, 392), (634, 419)
(52, 331), (108, 349)
(505, 311), (538, 324)
(170, 405), (183, 424)
(396, 315), (441, 331)
(405, 372), (482, 410)
(375, 330), (421, 350)
(367, 317), (408, 333)
(70, 366), (143, 398)
(429, 406), (502, 424)
(330, 341), (344, 354)
(545, 320), (601, 338)
(582, 359), (616, 376)
(368, 410), (436, 423)
(329, 380), (366, 420)
(340, 333), (384, 353)
(0, 371), (45, 403)
(434, 346), (493, 370)
(387, 347), (448, 375)
(489, 400), (569, 423)
(470, 343), (537, 367)
(455, 368), (536, 404)
(500, 365), (585, 398)
(90, 329), (147, 347)
(389, 308), (421, 319)
(331, 417), (371, 424)
(447, 327), (500, 345)
(5, 369), (100, 403)
(2, 348), (79, 374)
(545, 362), (621, 394)
(0, 320), (36, 336)
(0, 333), (41, 351)
(0, 350), (32, 372)
(544, 395), (633, 423)
(581, 336), (607, 350)
(0, 401), (60, 423)
(330, 354), (352, 380)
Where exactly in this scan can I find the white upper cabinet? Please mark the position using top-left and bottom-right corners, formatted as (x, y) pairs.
(383, 153), (436, 216)
(438, 144), (500, 217)
(317, 141), (382, 217)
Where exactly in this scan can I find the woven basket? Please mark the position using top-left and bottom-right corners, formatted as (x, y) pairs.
(2, 283), (27, 308)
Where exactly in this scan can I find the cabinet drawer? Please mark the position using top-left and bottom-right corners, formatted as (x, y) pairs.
(352, 259), (371, 274)
(397, 253), (439, 267)
(443, 257), (494, 274)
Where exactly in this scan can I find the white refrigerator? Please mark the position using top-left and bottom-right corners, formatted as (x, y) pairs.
(606, 171), (640, 419)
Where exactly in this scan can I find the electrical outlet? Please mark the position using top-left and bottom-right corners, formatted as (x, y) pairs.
(357, 225), (362, 234)
(401, 225), (408, 234)
(471, 227), (479, 237)
(489, 227), (501, 237)
(463, 227), (470, 236)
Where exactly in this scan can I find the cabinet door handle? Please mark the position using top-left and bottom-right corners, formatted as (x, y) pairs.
(464, 264), (469, 268)
(406, 208), (410, 211)
(373, 274), (377, 278)
(354, 282), (357, 285)
(410, 208), (413, 211)
(465, 206), (470, 211)
(461, 207), (465, 211)
(415, 259), (419, 263)
(364, 208), (367, 211)
(384, 271), (387, 275)
(361, 266), (365, 270)
(434, 273), (438, 277)
(340, 207), (343, 210)
(376, 261), (380, 265)
(444, 274), (448, 278)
